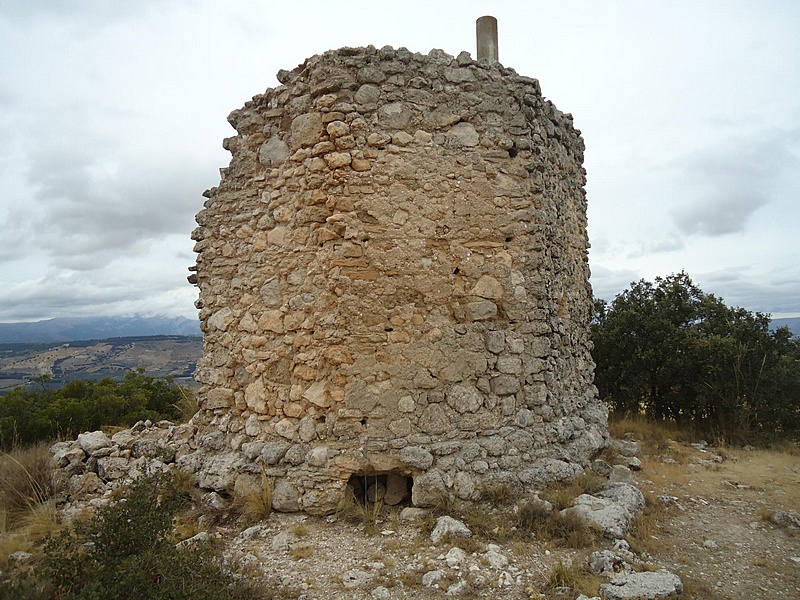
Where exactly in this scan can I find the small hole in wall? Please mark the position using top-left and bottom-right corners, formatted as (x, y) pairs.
(346, 473), (412, 506)
(384, 327), (394, 332)
(360, 419), (367, 426)
(505, 236), (513, 242)
(453, 267), (460, 275)
(508, 148), (518, 158)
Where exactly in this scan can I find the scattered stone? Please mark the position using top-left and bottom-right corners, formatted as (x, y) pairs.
(175, 531), (209, 548)
(484, 545), (509, 569)
(562, 483), (644, 539)
(609, 465), (634, 484)
(7, 551), (33, 568)
(600, 570), (683, 600)
(586, 550), (631, 577)
(341, 569), (372, 589)
(422, 569), (446, 587)
(77, 431), (112, 455)
(431, 516), (472, 545)
(371, 586), (391, 599)
(399, 507), (427, 522)
(771, 510), (800, 529)
(445, 546), (466, 567)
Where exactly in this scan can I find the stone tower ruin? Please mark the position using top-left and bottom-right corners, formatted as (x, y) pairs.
(187, 35), (608, 513)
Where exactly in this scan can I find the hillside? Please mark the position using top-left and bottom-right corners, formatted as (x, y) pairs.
(772, 317), (800, 337)
(0, 316), (200, 343)
(0, 335), (202, 392)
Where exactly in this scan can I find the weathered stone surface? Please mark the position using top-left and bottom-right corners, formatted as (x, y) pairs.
(188, 45), (608, 513)
(400, 446), (434, 470)
(77, 431), (111, 456)
(600, 571), (683, 600)
(258, 136), (290, 167)
(562, 483), (645, 539)
(430, 515), (472, 544)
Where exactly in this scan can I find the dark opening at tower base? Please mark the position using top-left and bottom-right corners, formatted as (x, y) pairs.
(346, 473), (412, 506)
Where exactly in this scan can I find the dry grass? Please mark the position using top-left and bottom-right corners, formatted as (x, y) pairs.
(173, 385), (199, 423)
(335, 489), (384, 535)
(290, 544), (314, 560)
(0, 443), (63, 571)
(545, 559), (602, 597)
(515, 502), (597, 548)
(290, 522), (309, 537)
(540, 470), (605, 511)
(480, 482), (516, 505)
(625, 493), (670, 555)
(0, 443), (60, 527)
(608, 416), (696, 457)
(233, 469), (273, 524)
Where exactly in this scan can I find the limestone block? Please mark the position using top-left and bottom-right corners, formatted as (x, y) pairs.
(77, 431), (111, 456)
(258, 310), (284, 334)
(272, 479), (300, 512)
(274, 418), (297, 440)
(446, 384), (482, 413)
(411, 469), (447, 507)
(290, 112), (324, 149)
(326, 120), (350, 138)
(324, 152), (351, 169)
(471, 275), (504, 299)
(262, 442), (290, 465)
(204, 388), (234, 409)
(384, 474), (409, 505)
(446, 122), (479, 147)
(465, 300), (497, 321)
(400, 446), (434, 470)
(208, 308), (235, 331)
(245, 379), (267, 414)
(302, 381), (329, 408)
(491, 374), (520, 396)
(600, 571), (683, 600)
(418, 404), (450, 435)
(306, 445), (328, 467)
(354, 84), (380, 105)
(258, 136), (290, 167)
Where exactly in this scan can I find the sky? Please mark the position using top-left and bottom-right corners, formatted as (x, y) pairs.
(0, 0), (798, 323)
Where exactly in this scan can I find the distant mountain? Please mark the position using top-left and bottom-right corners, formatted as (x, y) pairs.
(0, 316), (201, 343)
(770, 317), (800, 337)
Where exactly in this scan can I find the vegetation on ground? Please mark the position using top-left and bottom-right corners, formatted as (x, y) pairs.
(593, 272), (800, 443)
(0, 370), (195, 450)
(0, 472), (269, 600)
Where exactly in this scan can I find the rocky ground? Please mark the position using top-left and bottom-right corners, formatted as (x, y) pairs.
(189, 437), (800, 599)
(13, 425), (799, 599)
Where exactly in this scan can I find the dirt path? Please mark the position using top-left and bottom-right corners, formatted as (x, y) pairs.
(639, 445), (800, 599)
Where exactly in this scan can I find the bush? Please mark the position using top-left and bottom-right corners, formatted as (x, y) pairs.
(0, 371), (195, 449)
(592, 272), (800, 442)
(1, 473), (266, 600)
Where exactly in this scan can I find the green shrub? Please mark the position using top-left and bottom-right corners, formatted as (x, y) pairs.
(0, 371), (194, 449)
(1, 473), (267, 600)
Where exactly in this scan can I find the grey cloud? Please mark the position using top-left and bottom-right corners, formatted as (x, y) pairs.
(672, 191), (769, 236)
(589, 265), (641, 302)
(24, 138), (204, 270)
(670, 127), (799, 237)
(697, 268), (800, 315)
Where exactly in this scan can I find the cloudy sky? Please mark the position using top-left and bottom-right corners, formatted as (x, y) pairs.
(0, 0), (798, 323)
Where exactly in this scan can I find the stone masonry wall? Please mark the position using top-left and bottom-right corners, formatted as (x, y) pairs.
(187, 45), (608, 513)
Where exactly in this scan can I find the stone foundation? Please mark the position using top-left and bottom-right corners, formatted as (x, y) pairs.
(186, 45), (608, 513)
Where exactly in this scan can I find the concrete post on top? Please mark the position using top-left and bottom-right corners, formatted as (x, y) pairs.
(476, 15), (498, 62)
